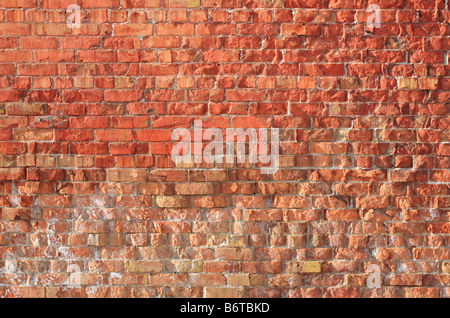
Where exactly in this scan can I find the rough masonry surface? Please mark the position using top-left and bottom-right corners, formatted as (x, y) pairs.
(0, 0), (449, 298)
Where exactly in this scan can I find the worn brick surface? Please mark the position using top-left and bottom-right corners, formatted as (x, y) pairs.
(0, 0), (449, 298)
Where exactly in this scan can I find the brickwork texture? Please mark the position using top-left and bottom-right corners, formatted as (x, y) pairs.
(0, 0), (449, 298)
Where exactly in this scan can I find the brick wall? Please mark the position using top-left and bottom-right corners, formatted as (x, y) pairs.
(0, 0), (449, 298)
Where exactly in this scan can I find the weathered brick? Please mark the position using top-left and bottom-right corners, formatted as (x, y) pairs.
(124, 260), (163, 273)
(285, 261), (321, 273)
